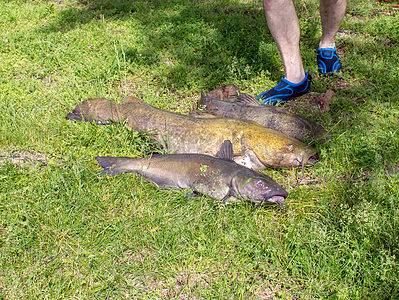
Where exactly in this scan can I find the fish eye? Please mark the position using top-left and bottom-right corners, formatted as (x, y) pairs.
(254, 179), (266, 189)
(256, 180), (265, 189)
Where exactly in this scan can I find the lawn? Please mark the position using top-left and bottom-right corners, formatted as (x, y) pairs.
(0, 0), (398, 298)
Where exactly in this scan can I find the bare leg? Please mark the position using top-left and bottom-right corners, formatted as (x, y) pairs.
(319, 0), (347, 48)
(263, 0), (305, 83)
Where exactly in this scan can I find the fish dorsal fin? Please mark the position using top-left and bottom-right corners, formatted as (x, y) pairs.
(216, 140), (234, 161)
(236, 93), (260, 107)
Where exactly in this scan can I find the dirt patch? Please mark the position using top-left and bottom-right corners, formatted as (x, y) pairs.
(119, 249), (152, 264)
(256, 284), (282, 300)
(316, 90), (334, 113)
(175, 271), (210, 290)
(334, 77), (351, 90)
(124, 270), (210, 299)
(337, 29), (395, 46)
(40, 75), (55, 86)
(385, 163), (399, 177)
(0, 150), (47, 168)
(372, 5), (399, 16)
(205, 85), (240, 102)
(0, 226), (6, 237)
(280, 169), (325, 188)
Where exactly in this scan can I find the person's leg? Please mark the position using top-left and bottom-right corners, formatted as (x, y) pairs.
(263, 0), (304, 83)
(317, 0), (347, 74)
(257, 0), (310, 105)
(319, 0), (347, 48)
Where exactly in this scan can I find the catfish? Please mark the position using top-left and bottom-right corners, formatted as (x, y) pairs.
(96, 141), (288, 205)
(67, 96), (317, 169)
(198, 85), (325, 142)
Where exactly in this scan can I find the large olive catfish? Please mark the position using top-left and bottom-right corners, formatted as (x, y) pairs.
(67, 96), (317, 169)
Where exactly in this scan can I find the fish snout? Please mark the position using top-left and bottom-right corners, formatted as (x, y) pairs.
(263, 186), (288, 205)
(307, 153), (319, 165)
(293, 153), (319, 167)
(66, 106), (83, 121)
(267, 195), (285, 205)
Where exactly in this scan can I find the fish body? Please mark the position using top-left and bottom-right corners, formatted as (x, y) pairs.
(67, 97), (317, 169)
(200, 92), (325, 142)
(96, 144), (288, 205)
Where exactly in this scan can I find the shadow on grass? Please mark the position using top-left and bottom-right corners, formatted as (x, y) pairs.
(41, 0), (322, 89)
(43, 0), (398, 177)
(41, 0), (398, 178)
(41, 3), (397, 181)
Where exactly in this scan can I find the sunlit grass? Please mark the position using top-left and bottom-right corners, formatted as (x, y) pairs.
(0, 0), (398, 298)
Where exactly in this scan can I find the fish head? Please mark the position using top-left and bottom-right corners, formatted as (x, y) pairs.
(231, 170), (288, 205)
(240, 127), (318, 168)
(66, 99), (118, 124)
(275, 144), (318, 167)
(252, 140), (318, 168)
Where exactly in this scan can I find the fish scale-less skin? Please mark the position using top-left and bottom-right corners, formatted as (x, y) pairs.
(96, 154), (288, 202)
(99, 155), (233, 199)
(201, 97), (325, 142)
(67, 97), (316, 168)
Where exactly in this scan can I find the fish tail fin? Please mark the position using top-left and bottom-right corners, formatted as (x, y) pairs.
(66, 99), (120, 124)
(96, 156), (138, 175)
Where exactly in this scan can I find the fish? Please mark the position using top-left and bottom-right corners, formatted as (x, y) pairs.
(198, 85), (326, 142)
(67, 96), (317, 169)
(96, 140), (288, 205)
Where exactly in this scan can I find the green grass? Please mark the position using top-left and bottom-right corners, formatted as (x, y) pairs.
(1, 0), (398, 298)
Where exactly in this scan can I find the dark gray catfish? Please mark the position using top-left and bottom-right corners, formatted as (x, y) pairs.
(96, 141), (288, 205)
(198, 85), (325, 142)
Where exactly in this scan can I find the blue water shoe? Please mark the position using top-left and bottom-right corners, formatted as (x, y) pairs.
(256, 72), (311, 106)
(317, 47), (342, 74)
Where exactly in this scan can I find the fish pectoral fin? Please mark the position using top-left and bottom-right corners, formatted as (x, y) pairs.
(233, 150), (265, 170)
(216, 140), (234, 161)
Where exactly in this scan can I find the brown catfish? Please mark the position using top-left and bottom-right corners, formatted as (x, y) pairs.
(198, 85), (325, 142)
(96, 141), (288, 205)
(67, 96), (317, 169)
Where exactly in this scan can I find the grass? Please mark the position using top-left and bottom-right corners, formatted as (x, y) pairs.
(0, 0), (398, 298)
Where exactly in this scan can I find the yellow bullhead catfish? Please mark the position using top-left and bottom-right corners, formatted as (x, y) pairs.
(96, 141), (288, 205)
(198, 85), (325, 142)
(67, 96), (317, 169)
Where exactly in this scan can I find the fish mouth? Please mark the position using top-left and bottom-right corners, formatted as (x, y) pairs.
(66, 106), (111, 125)
(264, 189), (288, 205)
(307, 154), (319, 165)
(267, 195), (285, 205)
(66, 108), (83, 121)
(294, 153), (319, 167)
